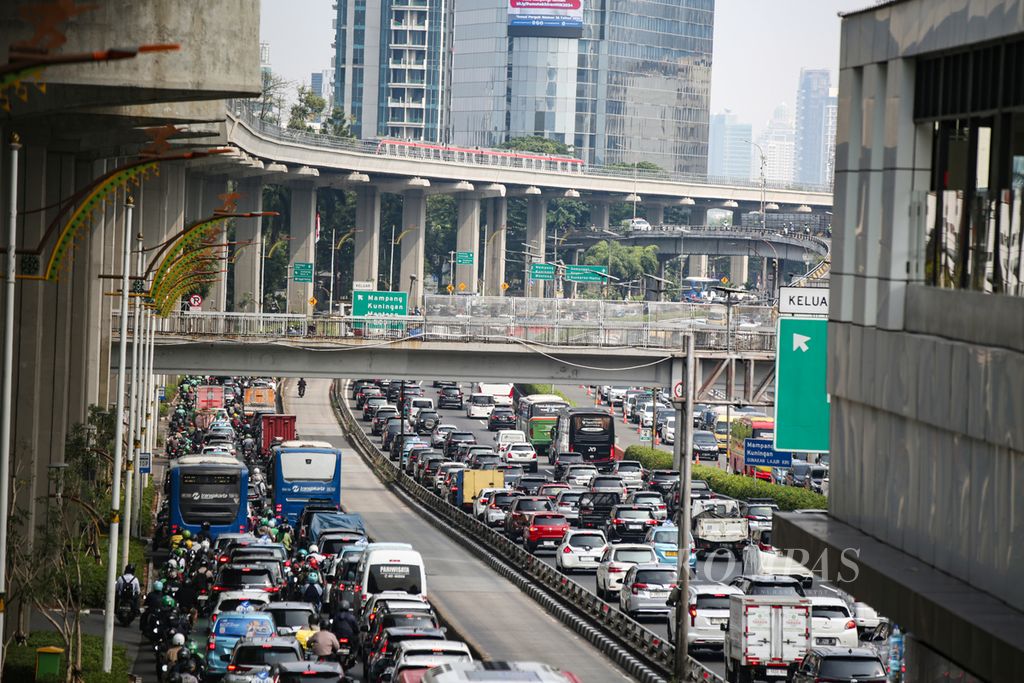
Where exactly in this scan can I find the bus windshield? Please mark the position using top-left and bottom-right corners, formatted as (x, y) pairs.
(572, 415), (612, 439)
(280, 452), (337, 481)
(178, 471), (241, 525)
(533, 402), (568, 416)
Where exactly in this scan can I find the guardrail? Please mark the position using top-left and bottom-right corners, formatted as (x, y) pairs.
(121, 298), (779, 352)
(330, 380), (724, 683)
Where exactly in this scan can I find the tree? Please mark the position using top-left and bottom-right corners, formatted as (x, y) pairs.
(582, 239), (659, 284)
(500, 136), (571, 155)
(322, 107), (355, 139)
(255, 70), (291, 125)
(608, 160), (664, 173)
(287, 85), (326, 132)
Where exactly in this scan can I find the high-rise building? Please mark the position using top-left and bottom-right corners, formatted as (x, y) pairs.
(757, 102), (796, 186)
(337, 0), (712, 173)
(708, 110), (752, 181)
(820, 87), (838, 187)
(794, 67), (832, 186)
(260, 41), (271, 72)
(310, 69), (334, 107)
(332, 0), (452, 141)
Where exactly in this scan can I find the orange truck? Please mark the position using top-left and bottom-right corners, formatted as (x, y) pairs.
(244, 386), (277, 411)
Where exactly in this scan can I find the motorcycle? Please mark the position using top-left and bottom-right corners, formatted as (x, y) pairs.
(298, 383), (307, 398)
(115, 594), (138, 626)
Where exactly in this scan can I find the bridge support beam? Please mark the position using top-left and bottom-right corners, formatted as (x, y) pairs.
(456, 195), (481, 293)
(400, 190), (426, 308)
(688, 255), (709, 278)
(647, 203), (665, 226)
(198, 174), (229, 311)
(688, 205), (706, 226)
(730, 255), (749, 286)
(233, 177), (263, 312)
(288, 181), (317, 314)
(483, 197), (507, 297)
(589, 200), (610, 230)
(353, 185), (381, 288)
(526, 196), (548, 297)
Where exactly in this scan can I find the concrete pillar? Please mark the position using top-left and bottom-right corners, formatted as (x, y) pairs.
(688, 206), (707, 226)
(688, 255), (709, 278)
(98, 169), (126, 407)
(731, 208), (744, 230)
(400, 190), (426, 308)
(233, 177), (263, 312)
(729, 255), (749, 285)
(483, 197), (507, 297)
(455, 195), (481, 293)
(526, 196), (547, 297)
(647, 203), (665, 226)
(589, 200), (610, 230)
(287, 181), (317, 314)
(199, 175), (229, 311)
(353, 185), (381, 288)
(81, 159), (109, 411)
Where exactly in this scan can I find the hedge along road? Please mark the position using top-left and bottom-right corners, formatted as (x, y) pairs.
(348, 380), (752, 681)
(283, 379), (633, 682)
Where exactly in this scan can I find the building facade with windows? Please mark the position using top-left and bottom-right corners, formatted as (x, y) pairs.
(708, 110), (752, 181)
(776, 1), (1024, 681)
(340, 0), (713, 173)
(794, 67), (834, 186)
(757, 102), (796, 186)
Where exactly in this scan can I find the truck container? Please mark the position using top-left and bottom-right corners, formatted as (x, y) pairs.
(453, 470), (504, 510)
(196, 385), (226, 411)
(692, 510), (748, 559)
(261, 414), (297, 454)
(245, 386), (277, 411)
(723, 594), (812, 683)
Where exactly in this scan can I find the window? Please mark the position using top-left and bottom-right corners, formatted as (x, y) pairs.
(695, 595), (732, 610)
(818, 657), (886, 678)
(568, 533), (605, 548)
(280, 453), (337, 482)
(367, 564), (423, 594)
(612, 549), (656, 563)
(812, 604), (851, 619)
(234, 646), (300, 666)
(634, 569), (676, 585)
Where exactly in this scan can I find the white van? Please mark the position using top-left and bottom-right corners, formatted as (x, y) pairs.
(474, 383), (514, 407)
(466, 393), (496, 419)
(494, 429), (527, 452)
(359, 548), (427, 606)
(410, 397), (435, 412)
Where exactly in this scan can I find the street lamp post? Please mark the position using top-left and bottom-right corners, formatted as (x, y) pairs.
(746, 140), (773, 298)
(120, 232), (145, 568)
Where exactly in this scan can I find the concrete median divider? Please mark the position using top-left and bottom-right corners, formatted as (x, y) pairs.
(330, 380), (724, 683)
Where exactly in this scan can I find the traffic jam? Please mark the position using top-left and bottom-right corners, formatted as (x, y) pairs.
(351, 379), (901, 683)
(142, 376), (581, 683)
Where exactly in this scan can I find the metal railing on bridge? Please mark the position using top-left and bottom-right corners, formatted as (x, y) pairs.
(128, 296), (777, 353)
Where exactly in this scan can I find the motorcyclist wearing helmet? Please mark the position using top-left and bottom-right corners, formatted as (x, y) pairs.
(303, 572), (324, 611)
(140, 580), (165, 633)
(115, 563), (141, 614)
(307, 619), (340, 659)
(196, 521), (212, 543)
(330, 600), (359, 644)
(165, 632), (186, 665)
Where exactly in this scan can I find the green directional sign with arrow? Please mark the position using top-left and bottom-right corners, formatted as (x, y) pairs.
(530, 263), (555, 281)
(775, 316), (830, 453)
(456, 251), (474, 265)
(565, 264), (607, 283)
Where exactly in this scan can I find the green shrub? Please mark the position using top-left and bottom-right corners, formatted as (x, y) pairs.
(622, 446), (827, 511)
(139, 479), (156, 537)
(516, 384), (577, 407)
(3, 631), (130, 683)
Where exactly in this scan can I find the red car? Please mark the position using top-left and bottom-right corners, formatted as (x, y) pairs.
(522, 512), (570, 553)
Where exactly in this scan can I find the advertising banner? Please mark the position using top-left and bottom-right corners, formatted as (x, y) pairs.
(509, 0), (583, 38)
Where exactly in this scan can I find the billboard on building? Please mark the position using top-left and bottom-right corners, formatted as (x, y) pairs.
(508, 0), (583, 38)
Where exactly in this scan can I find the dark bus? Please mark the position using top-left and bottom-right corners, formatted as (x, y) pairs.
(167, 454), (249, 539)
(551, 408), (617, 465)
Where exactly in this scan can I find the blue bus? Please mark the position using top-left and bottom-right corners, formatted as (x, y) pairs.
(167, 454), (249, 539)
(271, 440), (343, 525)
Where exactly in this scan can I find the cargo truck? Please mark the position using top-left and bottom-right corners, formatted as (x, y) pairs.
(453, 470), (504, 511)
(723, 595), (812, 683)
(261, 414), (297, 455)
(196, 385), (226, 411)
(245, 386), (277, 411)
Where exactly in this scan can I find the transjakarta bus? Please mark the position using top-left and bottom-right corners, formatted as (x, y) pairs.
(167, 454), (248, 539)
(550, 407), (617, 465)
(516, 394), (570, 453)
(271, 440), (342, 525)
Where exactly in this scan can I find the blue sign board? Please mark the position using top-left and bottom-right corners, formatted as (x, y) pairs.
(743, 438), (792, 468)
(139, 452), (152, 475)
(157, 386), (166, 402)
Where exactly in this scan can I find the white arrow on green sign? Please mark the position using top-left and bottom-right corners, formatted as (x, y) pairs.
(292, 261), (313, 283)
(456, 251), (474, 265)
(352, 290), (408, 316)
(774, 316), (830, 453)
(565, 264), (607, 283)
(530, 263), (555, 281)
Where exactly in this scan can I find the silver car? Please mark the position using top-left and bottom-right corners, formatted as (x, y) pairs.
(563, 464), (598, 487)
(618, 563), (677, 617)
(483, 490), (523, 527)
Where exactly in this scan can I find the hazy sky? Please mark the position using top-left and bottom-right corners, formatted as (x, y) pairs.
(259, 0), (868, 137)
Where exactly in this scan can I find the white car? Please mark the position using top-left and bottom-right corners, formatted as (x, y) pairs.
(466, 393), (496, 419)
(209, 590), (271, 626)
(472, 487), (509, 519)
(503, 442), (539, 473)
(482, 490), (522, 527)
(391, 640), (473, 670)
(742, 530), (813, 583)
(660, 416), (676, 445)
(431, 424), (457, 448)
(667, 583), (743, 646)
(853, 601), (882, 635)
(809, 596), (859, 647)
(434, 462), (467, 496)
(563, 464), (598, 487)
(555, 529), (608, 573)
(595, 543), (658, 600)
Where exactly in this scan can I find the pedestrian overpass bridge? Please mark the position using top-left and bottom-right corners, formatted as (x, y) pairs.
(117, 298), (778, 403)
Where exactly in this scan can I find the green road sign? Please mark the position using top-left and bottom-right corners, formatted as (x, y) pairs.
(292, 261), (313, 283)
(456, 251), (474, 265)
(565, 264), (607, 283)
(530, 263), (555, 281)
(639, 429), (652, 442)
(775, 316), (830, 453)
(352, 290), (408, 316)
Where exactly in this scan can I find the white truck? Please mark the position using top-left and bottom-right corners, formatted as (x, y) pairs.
(692, 509), (748, 560)
(723, 595), (812, 683)
(474, 382), (514, 406)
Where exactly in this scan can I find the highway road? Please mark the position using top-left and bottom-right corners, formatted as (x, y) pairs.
(285, 379), (632, 682)
(345, 379), (735, 679)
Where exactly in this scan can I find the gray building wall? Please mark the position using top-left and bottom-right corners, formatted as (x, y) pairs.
(830, 0), (1024, 618)
(448, 3), (508, 148)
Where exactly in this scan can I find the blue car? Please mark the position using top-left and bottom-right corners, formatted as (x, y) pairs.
(644, 525), (697, 570)
(206, 606), (277, 676)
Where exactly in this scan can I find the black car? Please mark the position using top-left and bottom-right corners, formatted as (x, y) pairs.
(645, 469), (680, 496)
(605, 504), (658, 541)
(415, 410), (440, 435)
(438, 387), (464, 409)
(792, 647), (888, 683)
(515, 474), (550, 495)
(487, 407), (516, 431)
(443, 431), (476, 457)
(692, 430), (720, 460)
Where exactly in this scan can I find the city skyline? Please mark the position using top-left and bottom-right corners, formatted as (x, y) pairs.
(259, 0), (865, 142)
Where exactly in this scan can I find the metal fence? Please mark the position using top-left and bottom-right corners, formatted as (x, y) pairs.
(124, 297), (777, 352)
